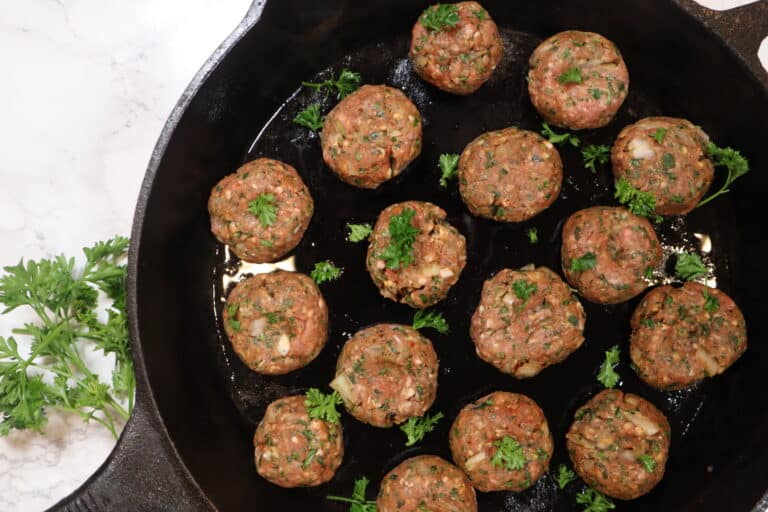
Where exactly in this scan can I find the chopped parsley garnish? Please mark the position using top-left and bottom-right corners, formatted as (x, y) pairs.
(438, 153), (460, 187)
(302, 448), (318, 468)
(651, 127), (667, 144)
(638, 454), (656, 473)
(227, 302), (241, 332)
(527, 227), (539, 244)
(327, 476), (377, 512)
(247, 193), (277, 227)
(491, 436), (527, 471)
(346, 223), (372, 243)
(582, 144), (610, 173)
(597, 345), (621, 388)
(512, 279), (538, 302)
(570, 252), (597, 272)
(310, 260), (343, 284)
(576, 487), (616, 512)
(661, 153), (676, 170)
(381, 208), (419, 269)
(419, 4), (460, 31)
(400, 411), (444, 446)
(412, 309), (450, 334)
(614, 178), (660, 221)
(558, 66), (583, 84)
(302, 68), (362, 99)
(703, 290), (720, 313)
(556, 464), (577, 489)
(472, 8), (487, 19)
(293, 103), (324, 131)
(697, 142), (750, 208)
(675, 252), (707, 282)
(305, 388), (342, 423)
(541, 122), (580, 147)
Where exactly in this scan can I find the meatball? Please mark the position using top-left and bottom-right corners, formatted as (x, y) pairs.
(253, 395), (343, 488)
(528, 31), (629, 130)
(377, 455), (477, 512)
(561, 206), (661, 304)
(450, 392), (553, 492)
(223, 270), (328, 375)
(567, 390), (671, 500)
(612, 117), (715, 215)
(367, 201), (467, 308)
(320, 84), (422, 189)
(458, 127), (562, 222)
(330, 324), (439, 427)
(629, 282), (747, 390)
(470, 266), (585, 378)
(409, 2), (503, 95)
(208, 158), (313, 263)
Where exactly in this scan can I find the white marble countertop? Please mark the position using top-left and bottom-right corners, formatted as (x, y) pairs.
(0, 0), (765, 510)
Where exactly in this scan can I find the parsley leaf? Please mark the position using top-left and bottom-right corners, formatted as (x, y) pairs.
(420, 4), (460, 31)
(614, 178), (660, 221)
(512, 279), (538, 302)
(247, 193), (277, 227)
(472, 8), (487, 20)
(400, 411), (444, 446)
(380, 208), (419, 270)
(576, 488), (616, 512)
(305, 388), (342, 423)
(347, 223), (372, 243)
(570, 252), (597, 272)
(438, 153), (460, 187)
(651, 128), (668, 144)
(675, 252), (707, 281)
(582, 144), (610, 173)
(558, 66), (583, 84)
(310, 260), (343, 284)
(597, 345), (621, 388)
(293, 103), (324, 131)
(638, 454), (656, 473)
(697, 142), (750, 207)
(527, 227), (539, 244)
(703, 290), (719, 313)
(412, 309), (450, 334)
(556, 464), (577, 489)
(541, 122), (580, 147)
(302, 68), (362, 99)
(327, 476), (377, 512)
(491, 436), (527, 471)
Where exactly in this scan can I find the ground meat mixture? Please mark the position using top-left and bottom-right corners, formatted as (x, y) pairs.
(567, 389), (671, 500)
(470, 266), (585, 378)
(223, 270), (328, 375)
(330, 324), (439, 427)
(612, 117), (715, 215)
(320, 84), (422, 189)
(253, 395), (343, 488)
(458, 127), (562, 222)
(377, 455), (477, 512)
(208, 158), (313, 262)
(450, 391), (553, 492)
(561, 206), (661, 304)
(630, 282), (747, 390)
(367, 201), (467, 308)
(409, 1), (504, 95)
(528, 30), (629, 130)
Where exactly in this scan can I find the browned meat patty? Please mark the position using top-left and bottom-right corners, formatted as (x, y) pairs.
(450, 391), (553, 492)
(320, 84), (422, 189)
(208, 158), (313, 262)
(612, 117), (715, 215)
(528, 30), (629, 130)
(470, 266), (585, 378)
(223, 270), (328, 375)
(330, 324), (439, 427)
(629, 282), (747, 390)
(567, 389), (671, 500)
(561, 206), (661, 304)
(377, 455), (477, 512)
(458, 127), (562, 222)
(253, 395), (343, 488)
(409, 1), (503, 95)
(367, 201), (467, 308)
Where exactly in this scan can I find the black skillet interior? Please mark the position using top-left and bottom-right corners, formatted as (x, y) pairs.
(126, 1), (768, 511)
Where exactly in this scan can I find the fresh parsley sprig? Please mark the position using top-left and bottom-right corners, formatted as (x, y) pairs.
(311, 260), (343, 284)
(412, 309), (449, 334)
(569, 252), (596, 273)
(347, 223), (372, 243)
(380, 208), (419, 270)
(294, 103), (324, 131)
(420, 4), (460, 31)
(327, 476), (377, 512)
(597, 345), (621, 388)
(512, 279), (537, 303)
(697, 142), (750, 207)
(582, 144), (610, 173)
(303, 68), (362, 100)
(400, 411), (444, 446)
(438, 153), (460, 187)
(305, 388), (343, 424)
(491, 435), (527, 471)
(614, 178), (661, 221)
(638, 454), (656, 473)
(558, 66), (583, 84)
(556, 464), (577, 489)
(248, 193), (277, 227)
(576, 487), (616, 512)
(541, 122), (580, 147)
(675, 252), (707, 282)
(527, 227), (539, 244)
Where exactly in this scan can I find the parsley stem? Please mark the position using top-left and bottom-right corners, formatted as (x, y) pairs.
(326, 496), (361, 504)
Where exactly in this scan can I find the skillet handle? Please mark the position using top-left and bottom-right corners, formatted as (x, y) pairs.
(676, 0), (768, 88)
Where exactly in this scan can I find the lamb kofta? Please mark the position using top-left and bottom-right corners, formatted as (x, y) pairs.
(253, 395), (343, 488)
(612, 117), (715, 215)
(458, 127), (562, 222)
(561, 206), (661, 304)
(367, 201), (467, 308)
(330, 324), (439, 427)
(470, 266), (585, 378)
(223, 270), (328, 375)
(377, 455), (477, 512)
(567, 389), (671, 500)
(630, 282), (747, 390)
(450, 391), (553, 492)
(528, 30), (629, 130)
(208, 158), (313, 262)
(409, 1), (504, 95)
(320, 84), (422, 189)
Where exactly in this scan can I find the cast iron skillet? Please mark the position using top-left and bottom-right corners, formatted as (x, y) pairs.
(54, 1), (768, 511)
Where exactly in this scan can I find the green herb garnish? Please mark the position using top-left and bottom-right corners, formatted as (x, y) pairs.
(347, 223), (372, 243)
(302, 68), (362, 99)
(697, 142), (750, 207)
(675, 252), (707, 281)
(400, 411), (444, 446)
(412, 309), (449, 334)
(651, 128), (667, 144)
(576, 488), (616, 512)
(293, 103), (324, 131)
(703, 290), (719, 313)
(541, 122), (580, 147)
(420, 4), (460, 31)
(582, 144), (610, 173)
(558, 66), (583, 84)
(327, 476), (377, 512)
(527, 227), (539, 244)
(438, 153), (460, 187)
(305, 388), (342, 423)
(556, 464), (576, 489)
(615, 178), (660, 221)
(247, 193), (277, 227)
(638, 454), (656, 473)
(310, 260), (343, 284)
(597, 345), (621, 388)
(512, 279), (538, 303)
(570, 252), (597, 272)
(491, 436), (527, 471)
(380, 208), (419, 269)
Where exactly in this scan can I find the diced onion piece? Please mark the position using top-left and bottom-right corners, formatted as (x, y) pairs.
(276, 334), (290, 356)
(628, 138), (655, 159)
(627, 412), (661, 436)
(465, 452), (487, 471)
(696, 347), (721, 375)
(330, 374), (355, 404)
(250, 317), (267, 337)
